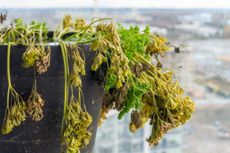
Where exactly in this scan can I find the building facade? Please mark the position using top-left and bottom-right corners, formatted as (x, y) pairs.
(94, 112), (182, 153)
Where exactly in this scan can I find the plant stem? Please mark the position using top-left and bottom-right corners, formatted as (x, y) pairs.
(6, 43), (13, 111)
(60, 41), (69, 135)
(74, 18), (112, 44)
(7, 43), (12, 88)
(14, 31), (32, 44)
(33, 67), (37, 92)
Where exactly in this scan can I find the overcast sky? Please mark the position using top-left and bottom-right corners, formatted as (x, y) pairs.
(0, 0), (230, 8)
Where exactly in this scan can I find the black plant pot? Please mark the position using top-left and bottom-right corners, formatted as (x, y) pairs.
(0, 44), (104, 153)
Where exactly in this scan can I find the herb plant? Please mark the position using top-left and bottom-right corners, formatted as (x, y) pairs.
(0, 15), (195, 152)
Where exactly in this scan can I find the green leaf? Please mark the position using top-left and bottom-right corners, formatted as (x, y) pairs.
(118, 81), (151, 119)
(104, 73), (117, 92)
(118, 25), (150, 59)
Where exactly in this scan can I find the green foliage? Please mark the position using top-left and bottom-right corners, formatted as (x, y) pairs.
(104, 72), (117, 92)
(118, 80), (151, 119)
(118, 25), (150, 59)
(2, 18), (48, 44)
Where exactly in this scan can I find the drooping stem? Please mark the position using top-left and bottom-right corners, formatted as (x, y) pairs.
(33, 67), (37, 92)
(14, 31), (32, 44)
(77, 18), (112, 43)
(60, 41), (69, 135)
(3, 43), (13, 123)
(7, 43), (12, 88)
(79, 88), (87, 112)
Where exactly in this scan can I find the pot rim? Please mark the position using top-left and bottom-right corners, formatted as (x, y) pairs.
(0, 31), (90, 47)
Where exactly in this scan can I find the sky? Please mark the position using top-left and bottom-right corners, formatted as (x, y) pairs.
(0, 0), (230, 9)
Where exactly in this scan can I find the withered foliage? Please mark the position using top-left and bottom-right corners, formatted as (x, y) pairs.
(22, 45), (51, 74)
(26, 77), (45, 122)
(62, 99), (92, 153)
(68, 45), (85, 88)
(90, 22), (195, 146)
(0, 16), (195, 151)
(1, 44), (27, 134)
(1, 101), (26, 134)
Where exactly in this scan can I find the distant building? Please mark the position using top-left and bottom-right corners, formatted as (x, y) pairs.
(173, 23), (221, 38)
(179, 13), (212, 24)
(223, 25), (230, 38)
(94, 112), (182, 153)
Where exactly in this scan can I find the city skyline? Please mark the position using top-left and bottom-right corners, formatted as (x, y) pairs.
(0, 0), (230, 9)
